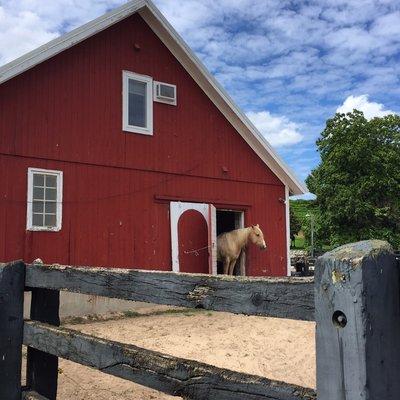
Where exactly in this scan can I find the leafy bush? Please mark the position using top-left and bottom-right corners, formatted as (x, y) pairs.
(306, 111), (400, 249)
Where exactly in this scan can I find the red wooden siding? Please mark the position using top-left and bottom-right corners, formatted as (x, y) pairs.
(0, 14), (287, 276)
(178, 210), (209, 274)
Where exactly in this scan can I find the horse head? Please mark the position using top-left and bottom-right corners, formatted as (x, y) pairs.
(249, 224), (267, 250)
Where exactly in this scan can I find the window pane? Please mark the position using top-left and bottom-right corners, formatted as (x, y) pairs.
(33, 201), (44, 213)
(45, 202), (56, 214)
(33, 187), (44, 200)
(32, 213), (44, 227)
(45, 188), (57, 201)
(33, 174), (45, 187)
(45, 214), (56, 227)
(128, 79), (147, 128)
(160, 84), (175, 98)
(46, 175), (57, 188)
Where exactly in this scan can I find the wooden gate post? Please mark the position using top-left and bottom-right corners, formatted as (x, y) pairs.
(315, 240), (400, 400)
(26, 287), (60, 399)
(0, 261), (25, 400)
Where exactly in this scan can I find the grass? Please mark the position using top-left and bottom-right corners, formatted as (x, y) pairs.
(291, 236), (306, 249)
(150, 308), (211, 318)
(66, 307), (213, 325)
(148, 308), (202, 317)
(123, 310), (141, 318)
(125, 308), (201, 319)
(66, 316), (86, 324)
(290, 199), (314, 222)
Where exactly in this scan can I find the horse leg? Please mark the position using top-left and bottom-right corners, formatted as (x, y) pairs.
(223, 258), (230, 275)
(228, 258), (237, 275)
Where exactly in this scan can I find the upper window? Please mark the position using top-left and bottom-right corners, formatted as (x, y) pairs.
(27, 168), (63, 231)
(122, 71), (153, 135)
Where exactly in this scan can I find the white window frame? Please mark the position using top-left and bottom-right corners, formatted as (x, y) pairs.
(27, 168), (63, 232)
(153, 81), (177, 106)
(122, 71), (153, 135)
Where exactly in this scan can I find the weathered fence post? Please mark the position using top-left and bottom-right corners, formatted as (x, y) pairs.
(0, 261), (25, 400)
(315, 240), (400, 400)
(26, 286), (60, 399)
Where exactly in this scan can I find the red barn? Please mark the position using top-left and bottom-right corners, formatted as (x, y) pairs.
(0, 0), (306, 276)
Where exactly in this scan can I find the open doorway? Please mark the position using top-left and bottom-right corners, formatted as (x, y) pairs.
(216, 209), (245, 275)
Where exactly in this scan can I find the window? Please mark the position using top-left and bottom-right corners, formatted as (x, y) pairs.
(123, 71), (153, 135)
(27, 168), (63, 231)
(154, 81), (177, 105)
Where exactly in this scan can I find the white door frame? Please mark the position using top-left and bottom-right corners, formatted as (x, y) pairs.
(170, 201), (217, 274)
(285, 186), (291, 277)
(208, 204), (217, 275)
(236, 211), (246, 275)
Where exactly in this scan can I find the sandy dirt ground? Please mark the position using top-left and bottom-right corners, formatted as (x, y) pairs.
(22, 305), (315, 399)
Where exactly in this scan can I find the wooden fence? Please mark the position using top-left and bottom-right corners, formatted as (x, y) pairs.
(1, 240), (399, 400)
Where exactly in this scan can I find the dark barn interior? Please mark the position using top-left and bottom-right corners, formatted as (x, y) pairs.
(216, 210), (243, 275)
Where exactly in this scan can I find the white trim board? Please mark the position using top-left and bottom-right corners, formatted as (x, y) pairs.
(285, 186), (291, 277)
(208, 204), (217, 276)
(0, 0), (307, 196)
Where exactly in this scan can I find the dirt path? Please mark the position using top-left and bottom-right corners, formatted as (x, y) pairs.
(23, 307), (315, 399)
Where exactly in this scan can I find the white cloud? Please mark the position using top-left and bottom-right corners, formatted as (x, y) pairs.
(336, 94), (396, 119)
(0, 0), (122, 64)
(0, 7), (58, 64)
(247, 111), (303, 147)
(371, 11), (400, 38)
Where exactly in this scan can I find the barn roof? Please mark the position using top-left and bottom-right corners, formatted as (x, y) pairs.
(0, 0), (307, 195)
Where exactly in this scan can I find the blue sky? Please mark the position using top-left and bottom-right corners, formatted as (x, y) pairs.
(1, 0), (399, 197)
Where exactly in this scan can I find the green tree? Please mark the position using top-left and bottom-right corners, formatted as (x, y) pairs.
(290, 206), (302, 237)
(306, 110), (400, 248)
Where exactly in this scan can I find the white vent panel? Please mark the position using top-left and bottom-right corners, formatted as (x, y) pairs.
(154, 81), (177, 105)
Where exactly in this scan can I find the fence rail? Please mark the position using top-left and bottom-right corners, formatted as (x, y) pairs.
(22, 391), (49, 400)
(1, 240), (400, 400)
(24, 320), (315, 400)
(25, 264), (315, 320)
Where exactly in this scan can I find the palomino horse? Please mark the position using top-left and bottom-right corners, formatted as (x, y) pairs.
(217, 224), (267, 275)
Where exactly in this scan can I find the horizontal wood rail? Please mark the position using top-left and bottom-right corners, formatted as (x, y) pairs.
(24, 320), (316, 400)
(25, 264), (315, 321)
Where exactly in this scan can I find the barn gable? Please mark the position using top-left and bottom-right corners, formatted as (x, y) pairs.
(0, 0), (306, 195)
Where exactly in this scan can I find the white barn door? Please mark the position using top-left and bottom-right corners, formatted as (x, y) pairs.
(170, 201), (217, 274)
